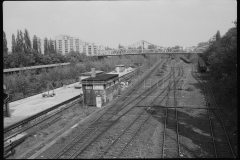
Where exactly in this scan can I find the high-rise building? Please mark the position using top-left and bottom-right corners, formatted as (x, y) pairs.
(83, 44), (98, 56)
(54, 34), (81, 55)
(98, 45), (106, 52)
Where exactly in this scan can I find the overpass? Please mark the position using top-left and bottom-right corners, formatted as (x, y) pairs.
(90, 40), (209, 57)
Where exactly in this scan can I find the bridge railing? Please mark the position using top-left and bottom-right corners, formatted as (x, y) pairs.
(91, 47), (206, 56)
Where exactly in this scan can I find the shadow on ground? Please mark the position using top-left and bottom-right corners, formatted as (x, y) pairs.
(144, 106), (230, 158)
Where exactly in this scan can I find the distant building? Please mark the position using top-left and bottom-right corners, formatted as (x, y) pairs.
(83, 44), (98, 56)
(55, 34), (83, 55)
(98, 45), (106, 51)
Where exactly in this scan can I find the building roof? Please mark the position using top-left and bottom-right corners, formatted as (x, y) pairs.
(4, 63), (70, 73)
(115, 64), (125, 67)
(82, 74), (118, 82)
(107, 68), (134, 78)
(81, 71), (104, 76)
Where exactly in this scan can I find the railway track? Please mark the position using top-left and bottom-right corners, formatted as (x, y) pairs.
(48, 59), (169, 158)
(190, 64), (235, 158)
(161, 63), (183, 158)
(3, 59), (164, 158)
(96, 65), (184, 159)
(4, 95), (81, 158)
(43, 59), (178, 159)
(49, 61), (183, 159)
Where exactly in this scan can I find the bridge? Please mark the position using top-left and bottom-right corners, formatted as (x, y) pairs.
(91, 40), (209, 57)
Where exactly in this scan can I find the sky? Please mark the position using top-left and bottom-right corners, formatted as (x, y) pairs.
(3, 0), (237, 51)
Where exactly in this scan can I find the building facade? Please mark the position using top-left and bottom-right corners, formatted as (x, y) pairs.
(98, 45), (106, 51)
(55, 34), (82, 55)
(83, 44), (98, 56)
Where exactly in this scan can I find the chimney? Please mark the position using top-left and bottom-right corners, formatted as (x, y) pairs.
(91, 68), (96, 77)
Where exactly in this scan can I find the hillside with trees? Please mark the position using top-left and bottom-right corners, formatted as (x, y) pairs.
(202, 20), (237, 109)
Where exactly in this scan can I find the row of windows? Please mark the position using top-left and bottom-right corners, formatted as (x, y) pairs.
(85, 80), (118, 90)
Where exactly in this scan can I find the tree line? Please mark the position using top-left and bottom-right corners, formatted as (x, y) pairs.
(202, 20), (237, 109)
(3, 29), (82, 69)
(3, 54), (157, 102)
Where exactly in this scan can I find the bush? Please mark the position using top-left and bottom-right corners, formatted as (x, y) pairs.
(4, 55), (163, 102)
(202, 21), (237, 109)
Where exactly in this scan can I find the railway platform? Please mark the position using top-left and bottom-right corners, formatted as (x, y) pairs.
(4, 82), (81, 128)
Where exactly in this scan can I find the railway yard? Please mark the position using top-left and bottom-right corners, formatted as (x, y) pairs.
(4, 56), (237, 159)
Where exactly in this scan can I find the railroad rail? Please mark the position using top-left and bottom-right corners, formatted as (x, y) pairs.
(95, 65), (183, 158)
(48, 60), (183, 159)
(190, 64), (235, 158)
(44, 58), (172, 158)
(4, 95), (81, 158)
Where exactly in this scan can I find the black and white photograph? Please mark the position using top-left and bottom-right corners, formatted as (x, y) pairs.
(3, 0), (237, 158)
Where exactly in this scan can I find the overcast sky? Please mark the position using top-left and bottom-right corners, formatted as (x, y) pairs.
(3, 0), (237, 51)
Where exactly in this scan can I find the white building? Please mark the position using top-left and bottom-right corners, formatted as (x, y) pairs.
(98, 45), (106, 51)
(55, 34), (82, 55)
(83, 44), (98, 56)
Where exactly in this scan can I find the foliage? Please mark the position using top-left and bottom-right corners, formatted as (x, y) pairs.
(197, 42), (209, 48)
(3, 31), (8, 53)
(32, 35), (38, 53)
(12, 34), (16, 53)
(118, 44), (123, 48)
(148, 44), (156, 49)
(4, 54), (161, 102)
(216, 30), (221, 41)
(24, 28), (32, 52)
(202, 22), (237, 108)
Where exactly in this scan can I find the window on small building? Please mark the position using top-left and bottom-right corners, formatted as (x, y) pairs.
(86, 86), (92, 89)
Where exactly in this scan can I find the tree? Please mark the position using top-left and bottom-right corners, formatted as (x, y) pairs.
(24, 28), (31, 52)
(15, 30), (24, 53)
(49, 39), (55, 53)
(3, 31), (8, 68)
(216, 30), (221, 41)
(118, 44), (123, 49)
(148, 44), (155, 49)
(44, 37), (49, 54)
(12, 34), (16, 53)
(202, 24), (237, 108)
(198, 42), (209, 48)
(32, 35), (38, 53)
(15, 30), (20, 52)
(3, 31), (8, 53)
(19, 30), (24, 52)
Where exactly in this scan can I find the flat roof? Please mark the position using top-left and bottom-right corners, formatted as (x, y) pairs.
(107, 69), (134, 77)
(82, 74), (118, 82)
(81, 70), (104, 76)
(4, 63), (70, 73)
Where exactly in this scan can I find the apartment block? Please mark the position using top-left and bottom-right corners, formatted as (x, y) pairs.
(83, 44), (98, 56)
(55, 34), (83, 55)
(98, 45), (106, 51)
